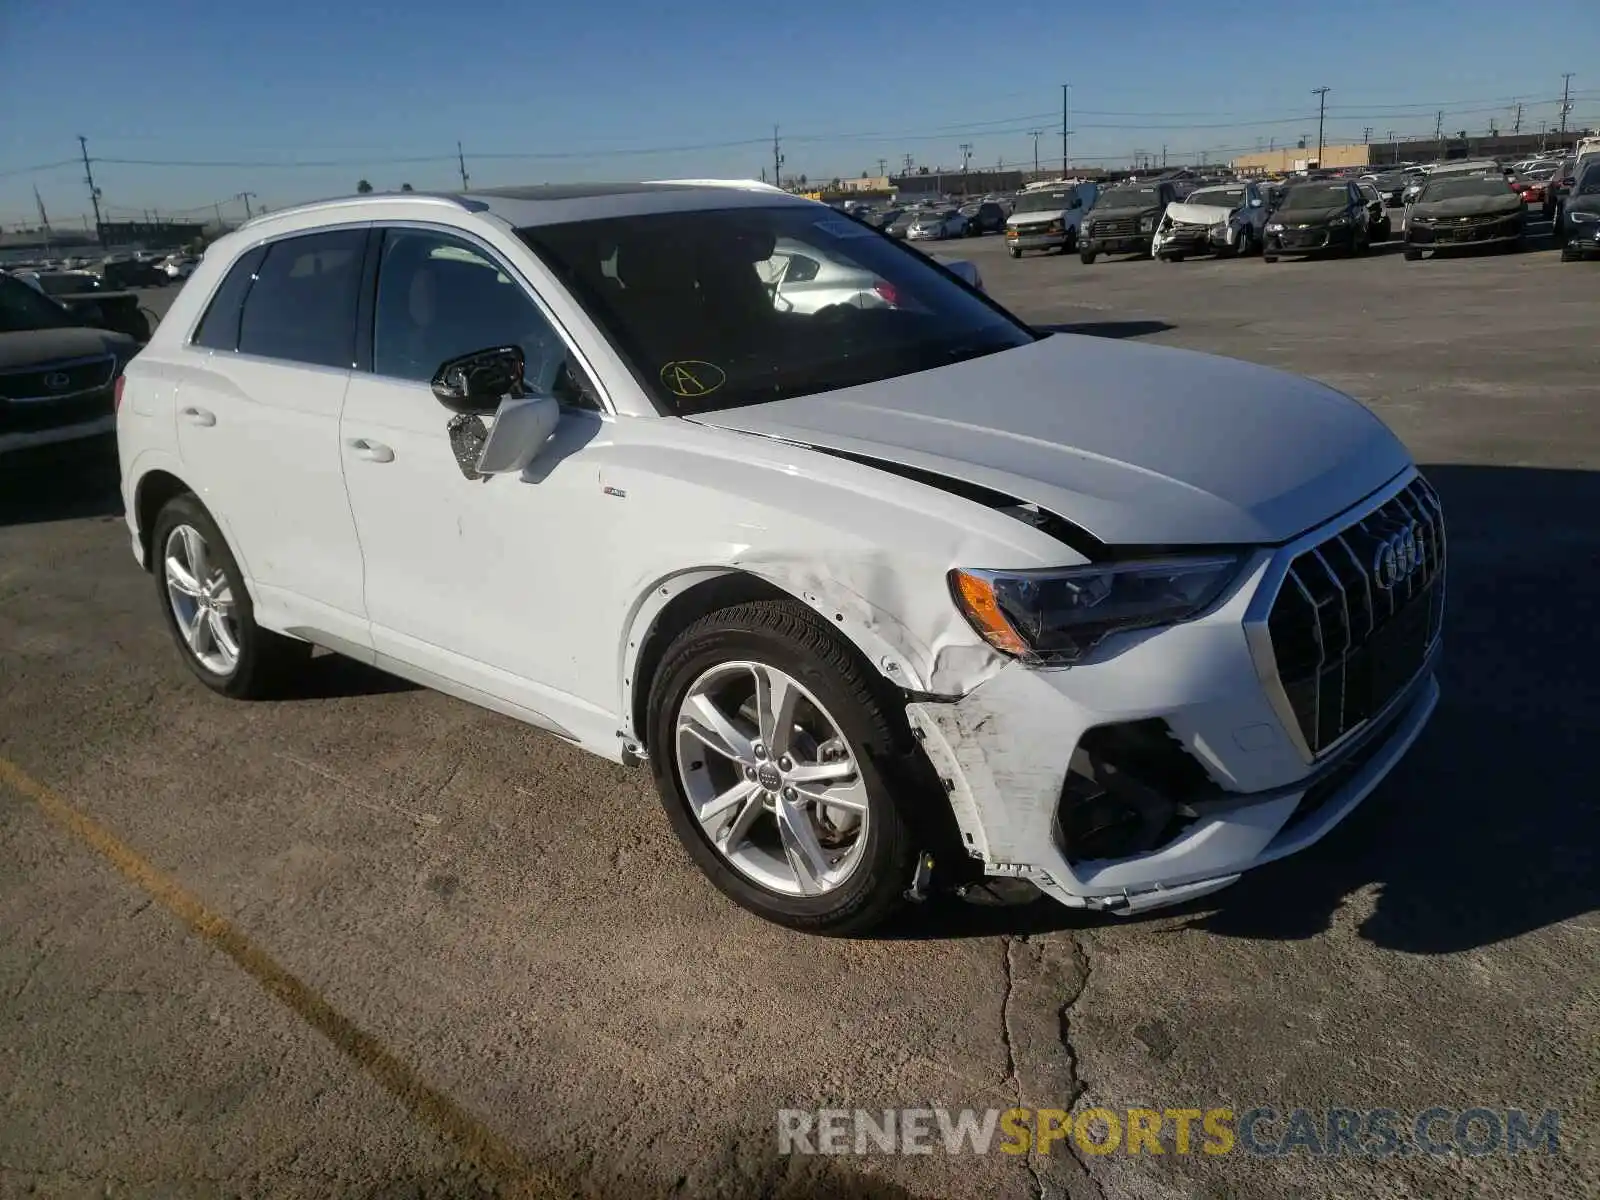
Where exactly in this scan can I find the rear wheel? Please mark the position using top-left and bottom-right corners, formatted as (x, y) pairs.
(646, 600), (923, 934)
(1079, 249), (1097, 264)
(1403, 246), (1423, 261)
(1263, 254), (1278, 264)
(151, 494), (310, 698)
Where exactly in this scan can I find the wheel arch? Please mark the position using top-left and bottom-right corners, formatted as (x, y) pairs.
(133, 468), (195, 571)
(621, 566), (942, 752)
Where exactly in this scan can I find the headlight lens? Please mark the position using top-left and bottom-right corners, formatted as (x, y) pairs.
(1266, 221), (1284, 232)
(1210, 221), (1228, 235)
(1079, 222), (1093, 237)
(1570, 210), (1598, 223)
(1328, 215), (1350, 227)
(1139, 216), (1156, 232)
(949, 557), (1241, 664)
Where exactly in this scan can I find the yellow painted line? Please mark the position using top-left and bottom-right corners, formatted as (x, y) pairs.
(0, 756), (567, 1199)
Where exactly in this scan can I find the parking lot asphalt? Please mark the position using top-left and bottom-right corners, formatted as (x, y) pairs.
(2, 228), (1597, 1200)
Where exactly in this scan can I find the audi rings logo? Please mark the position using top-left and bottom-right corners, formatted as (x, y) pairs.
(1373, 523), (1422, 590)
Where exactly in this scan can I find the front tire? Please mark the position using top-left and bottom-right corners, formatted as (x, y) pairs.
(646, 600), (922, 934)
(151, 494), (310, 698)
(1263, 254), (1278, 263)
(1403, 246), (1422, 261)
(1079, 249), (1097, 264)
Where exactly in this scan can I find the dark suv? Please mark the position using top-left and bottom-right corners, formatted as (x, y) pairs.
(959, 200), (1006, 235)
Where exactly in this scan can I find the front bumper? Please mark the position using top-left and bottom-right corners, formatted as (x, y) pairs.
(906, 468), (1443, 915)
(1265, 225), (1349, 255)
(1154, 224), (1231, 255)
(1081, 233), (1153, 255)
(1561, 220), (1600, 253)
(1406, 214), (1524, 248)
(1007, 230), (1067, 251)
(0, 413), (117, 456)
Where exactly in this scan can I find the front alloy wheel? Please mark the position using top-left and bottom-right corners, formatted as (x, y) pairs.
(676, 661), (869, 897)
(647, 599), (924, 933)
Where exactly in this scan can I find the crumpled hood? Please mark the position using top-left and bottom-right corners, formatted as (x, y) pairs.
(691, 335), (1411, 547)
(0, 326), (133, 372)
(1162, 201), (1234, 226)
(1410, 193), (1524, 219)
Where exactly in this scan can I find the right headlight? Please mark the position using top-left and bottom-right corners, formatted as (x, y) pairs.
(1569, 210), (1598, 223)
(1266, 221), (1285, 232)
(949, 556), (1242, 664)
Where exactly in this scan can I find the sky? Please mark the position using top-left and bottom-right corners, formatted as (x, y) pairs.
(2, 0), (1597, 229)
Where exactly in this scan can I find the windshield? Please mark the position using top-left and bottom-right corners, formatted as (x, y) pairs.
(1014, 190), (1072, 213)
(519, 205), (1034, 415)
(1578, 164), (1600, 195)
(1189, 187), (1245, 208)
(1419, 177), (1511, 201)
(1278, 184), (1348, 210)
(0, 275), (72, 332)
(1101, 186), (1160, 207)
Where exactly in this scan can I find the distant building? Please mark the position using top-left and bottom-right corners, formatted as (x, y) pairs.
(97, 219), (208, 248)
(1231, 143), (1373, 175)
(892, 168), (1025, 197)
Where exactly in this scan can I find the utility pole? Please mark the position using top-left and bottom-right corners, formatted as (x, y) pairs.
(1161, 144), (1167, 168)
(1539, 120), (1548, 151)
(1513, 102), (1523, 134)
(876, 157), (887, 178)
(958, 142), (972, 195)
(1388, 130), (1397, 164)
(1028, 129), (1042, 177)
(1435, 111), (1444, 141)
(1362, 126), (1372, 145)
(903, 153), (914, 175)
(77, 135), (103, 245)
(1558, 72), (1574, 135)
(456, 141), (470, 191)
(236, 192), (256, 220)
(1061, 83), (1072, 175)
(1311, 86), (1330, 167)
(772, 125), (784, 189)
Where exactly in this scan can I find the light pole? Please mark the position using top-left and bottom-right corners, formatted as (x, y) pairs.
(1311, 86), (1330, 168)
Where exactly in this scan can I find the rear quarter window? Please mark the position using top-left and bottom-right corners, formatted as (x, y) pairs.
(192, 246), (266, 351)
(237, 229), (366, 369)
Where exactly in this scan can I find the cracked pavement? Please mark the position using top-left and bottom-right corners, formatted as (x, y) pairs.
(3, 240), (1598, 1198)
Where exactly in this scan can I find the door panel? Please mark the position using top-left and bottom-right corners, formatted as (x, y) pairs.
(174, 227), (370, 648)
(340, 227), (624, 739)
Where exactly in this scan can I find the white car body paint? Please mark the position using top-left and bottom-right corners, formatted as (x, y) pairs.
(117, 187), (1441, 914)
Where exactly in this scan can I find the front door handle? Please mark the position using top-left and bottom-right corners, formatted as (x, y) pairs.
(346, 437), (395, 463)
(179, 405), (215, 427)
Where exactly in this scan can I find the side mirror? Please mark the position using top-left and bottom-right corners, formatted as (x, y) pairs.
(446, 394), (562, 480)
(431, 346), (525, 415)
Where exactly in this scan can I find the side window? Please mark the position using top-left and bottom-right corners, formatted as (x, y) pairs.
(237, 229), (365, 368)
(192, 246), (265, 350)
(372, 229), (584, 403)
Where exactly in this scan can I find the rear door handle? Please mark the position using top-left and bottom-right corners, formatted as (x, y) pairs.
(179, 405), (215, 427)
(346, 437), (395, 463)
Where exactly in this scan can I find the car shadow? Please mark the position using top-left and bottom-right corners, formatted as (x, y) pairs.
(274, 650), (421, 700)
(0, 436), (124, 527)
(1035, 320), (1175, 340)
(881, 465), (1600, 954)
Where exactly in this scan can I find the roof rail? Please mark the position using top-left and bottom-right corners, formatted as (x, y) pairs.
(237, 191), (482, 231)
(642, 178), (791, 194)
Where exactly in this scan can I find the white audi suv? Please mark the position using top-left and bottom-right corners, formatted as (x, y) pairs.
(116, 182), (1443, 932)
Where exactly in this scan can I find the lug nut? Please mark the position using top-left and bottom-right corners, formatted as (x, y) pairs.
(778, 755), (793, 771)
(744, 766), (757, 781)
(752, 743), (767, 760)
(783, 786), (797, 801)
